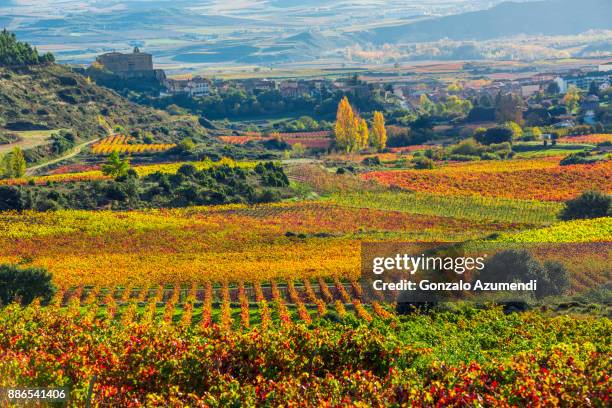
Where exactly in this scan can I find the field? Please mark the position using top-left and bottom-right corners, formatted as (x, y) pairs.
(91, 135), (176, 155)
(2, 304), (609, 406)
(0, 129), (58, 154)
(220, 131), (333, 149)
(361, 158), (611, 201)
(558, 133), (612, 144)
(1, 155), (611, 405)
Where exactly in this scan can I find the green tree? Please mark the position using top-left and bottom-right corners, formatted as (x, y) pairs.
(1, 147), (26, 178)
(478, 250), (570, 299)
(588, 81), (600, 96)
(0, 29), (54, 67)
(495, 93), (524, 125)
(564, 86), (581, 114)
(102, 151), (130, 179)
(0, 264), (56, 306)
(560, 190), (610, 221)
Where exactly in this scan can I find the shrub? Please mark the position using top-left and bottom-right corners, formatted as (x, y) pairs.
(0, 185), (27, 211)
(0, 264), (56, 306)
(448, 138), (484, 156)
(449, 154), (480, 162)
(413, 157), (434, 169)
(475, 127), (513, 145)
(477, 250), (570, 299)
(362, 156), (381, 166)
(559, 152), (597, 166)
(480, 152), (500, 160)
(559, 190), (611, 220)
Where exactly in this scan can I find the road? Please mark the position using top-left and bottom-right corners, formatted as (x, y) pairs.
(26, 138), (101, 176)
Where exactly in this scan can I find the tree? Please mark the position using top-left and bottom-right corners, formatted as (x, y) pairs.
(1, 147), (26, 178)
(334, 96), (356, 152)
(0, 29), (55, 67)
(504, 121), (523, 139)
(0, 264), (56, 306)
(559, 190), (610, 221)
(477, 250), (570, 299)
(495, 93), (524, 125)
(371, 111), (387, 151)
(0, 185), (26, 211)
(334, 97), (363, 153)
(546, 81), (560, 95)
(563, 85), (580, 114)
(178, 137), (196, 152)
(102, 151), (130, 179)
(419, 94), (435, 115)
(588, 81), (600, 96)
(531, 127), (542, 140)
(474, 127), (513, 145)
(358, 118), (369, 150)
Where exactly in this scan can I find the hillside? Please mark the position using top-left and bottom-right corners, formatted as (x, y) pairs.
(0, 64), (208, 147)
(366, 0), (612, 44)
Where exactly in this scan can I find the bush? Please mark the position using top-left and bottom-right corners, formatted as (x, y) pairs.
(0, 264), (56, 306)
(474, 127), (513, 145)
(559, 152), (598, 166)
(413, 157), (434, 169)
(448, 138), (484, 156)
(480, 152), (500, 160)
(362, 156), (381, 166)
(477, 250), (570, 299)
(0, 185), (27, 211)
(559, 190), (611, 220)
(449, 154), (480, 162)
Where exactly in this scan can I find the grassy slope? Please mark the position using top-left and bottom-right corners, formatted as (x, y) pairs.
(0, 64), (208, 148)
(0, 129), (59, 154)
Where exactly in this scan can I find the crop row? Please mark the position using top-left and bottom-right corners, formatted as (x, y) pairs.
(1, 302), (609, 406)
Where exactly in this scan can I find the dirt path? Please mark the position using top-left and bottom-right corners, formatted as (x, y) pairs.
(26, 137), (101, 175)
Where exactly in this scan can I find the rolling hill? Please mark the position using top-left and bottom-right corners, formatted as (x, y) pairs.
(0, 64), (208, 151)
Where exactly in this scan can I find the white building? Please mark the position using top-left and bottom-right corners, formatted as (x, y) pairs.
(164, 77), (212, 97)
(554, 72), (611, 93)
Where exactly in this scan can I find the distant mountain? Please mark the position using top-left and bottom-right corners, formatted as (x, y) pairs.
(26, 8), (251, 32)
(366, 0), (612, 44)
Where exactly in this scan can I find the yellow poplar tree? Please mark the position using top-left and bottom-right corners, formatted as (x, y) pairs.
(371, 111), (387, 151)
(335, 96), (355, 151)
(358, 118), (369, 150)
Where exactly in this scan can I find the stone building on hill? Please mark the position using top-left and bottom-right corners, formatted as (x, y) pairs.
(95, 47), (165, 80)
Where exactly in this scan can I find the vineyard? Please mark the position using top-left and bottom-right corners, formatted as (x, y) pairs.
(91, 135), (176, 155)
(1, 154), (611, 406)
(558, 133), (612, 144)
(2, 301), (609, 406)
(220, 131), (333, 149)
(361, 158), (611, 201)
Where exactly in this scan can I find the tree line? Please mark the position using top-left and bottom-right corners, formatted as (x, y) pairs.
(0, 30), (54, 67)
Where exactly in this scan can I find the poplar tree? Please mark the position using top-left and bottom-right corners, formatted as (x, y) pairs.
(371, 111), (387, 151)
(358, 118), (369, 150)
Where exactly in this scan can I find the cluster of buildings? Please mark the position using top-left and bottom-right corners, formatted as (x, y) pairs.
(92, 48), (371, 100)
(161, 77), (334, 99)
(553, 64), (612, 93)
